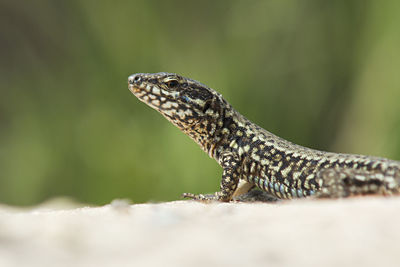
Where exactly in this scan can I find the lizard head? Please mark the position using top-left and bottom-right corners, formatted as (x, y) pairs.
(128, 72), (225, 129)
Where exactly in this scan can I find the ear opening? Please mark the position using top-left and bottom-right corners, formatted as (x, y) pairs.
(203, 99), (212, 113)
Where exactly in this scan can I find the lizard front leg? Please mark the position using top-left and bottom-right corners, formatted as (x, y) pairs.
(182, 152), (242, 202)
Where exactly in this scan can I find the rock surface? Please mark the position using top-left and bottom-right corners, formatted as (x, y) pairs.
(1, 197), (400, 267)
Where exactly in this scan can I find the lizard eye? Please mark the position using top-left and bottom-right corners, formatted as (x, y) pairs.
(166, 80), (179, 88)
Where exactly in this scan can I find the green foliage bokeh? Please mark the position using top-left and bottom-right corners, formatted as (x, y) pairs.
(1, 0), (399, 205)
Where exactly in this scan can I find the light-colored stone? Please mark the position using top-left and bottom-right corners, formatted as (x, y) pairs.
(1, 197), (400, 267)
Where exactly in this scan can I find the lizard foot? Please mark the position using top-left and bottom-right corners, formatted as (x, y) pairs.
(181, 192), (228, 202)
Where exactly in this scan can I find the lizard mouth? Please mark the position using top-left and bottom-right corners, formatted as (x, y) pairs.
(128, 73), (181, 111)
(128, 74), (146, 95)
(128, 84), (141, 94)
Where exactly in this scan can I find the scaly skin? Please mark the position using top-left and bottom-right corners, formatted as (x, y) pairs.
(128, 72), (400, 201)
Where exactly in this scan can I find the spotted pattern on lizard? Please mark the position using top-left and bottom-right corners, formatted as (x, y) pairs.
(128, 72), (400, 201)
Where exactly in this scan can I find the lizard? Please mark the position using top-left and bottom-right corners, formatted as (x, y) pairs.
(128, 72), (400, 201)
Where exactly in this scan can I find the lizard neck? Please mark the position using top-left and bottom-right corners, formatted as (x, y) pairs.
(208, 105), (253, 162)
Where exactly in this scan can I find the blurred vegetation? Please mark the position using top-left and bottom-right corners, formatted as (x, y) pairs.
(1, 0), (399, 206)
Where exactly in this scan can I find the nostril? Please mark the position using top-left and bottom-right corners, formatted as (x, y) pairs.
(128, 74), (141, 84)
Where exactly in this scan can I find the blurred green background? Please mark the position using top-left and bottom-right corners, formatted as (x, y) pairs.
(1, 0), (399, 206)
